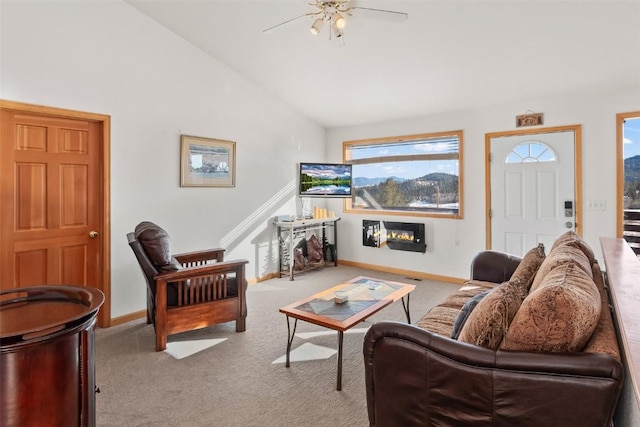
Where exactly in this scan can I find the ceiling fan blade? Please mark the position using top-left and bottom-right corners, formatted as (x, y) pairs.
(351, 6), (408, 23)
(263, 13), (310, 34)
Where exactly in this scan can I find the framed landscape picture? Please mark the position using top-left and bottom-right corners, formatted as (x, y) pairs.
(180, 135), (236, 187)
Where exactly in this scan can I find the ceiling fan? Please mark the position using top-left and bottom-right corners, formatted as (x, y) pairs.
(263, 1), (408, 41)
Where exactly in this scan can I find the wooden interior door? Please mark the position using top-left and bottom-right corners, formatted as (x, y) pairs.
(0, 103), (110, 326)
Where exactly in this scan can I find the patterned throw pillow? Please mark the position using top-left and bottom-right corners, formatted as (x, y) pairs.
(501, 261), (601, 352)
(530, 242), (592, 294)
(509, 243), (546, 291)
(458, 278), (527, 350)
(550, 230), (596, 264)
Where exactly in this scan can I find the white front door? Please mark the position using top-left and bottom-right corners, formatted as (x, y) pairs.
(489, 128), (578, 256)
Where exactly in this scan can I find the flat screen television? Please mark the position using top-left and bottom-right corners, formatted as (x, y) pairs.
(299, 162), (352, 198)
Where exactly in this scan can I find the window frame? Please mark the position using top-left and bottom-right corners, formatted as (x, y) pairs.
(342, 130), (464, 219)
(617, 111), (640, 238)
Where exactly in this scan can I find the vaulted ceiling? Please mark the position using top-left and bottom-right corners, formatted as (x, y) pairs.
(127, 0), (640, 128)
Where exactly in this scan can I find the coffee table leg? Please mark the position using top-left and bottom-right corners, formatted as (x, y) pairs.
(336, 330), (344, 391)
(402, 293), (411, 324)
(285, 316), (297, 368)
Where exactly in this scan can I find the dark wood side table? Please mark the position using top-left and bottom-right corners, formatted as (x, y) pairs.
(0, 285), (104, 427)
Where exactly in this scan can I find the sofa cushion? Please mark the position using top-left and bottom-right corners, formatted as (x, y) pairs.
(530, 243), (592, 294)
(458, 278), (528, 350)
(450, 289), (490, 339)
(415, 280), (496, 337)
(581, 261), (620, 361)
(134, 221), (179, 272)
(501, 261), (601, 352)
(550, 230), (596, 264)
(509, 243), (546, 291)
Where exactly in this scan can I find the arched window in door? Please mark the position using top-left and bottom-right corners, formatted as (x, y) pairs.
(505, 141), (557, 163)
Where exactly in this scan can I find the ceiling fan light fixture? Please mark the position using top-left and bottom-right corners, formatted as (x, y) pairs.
(310, 18), (324, 35)
(263, 0), (407, 42)
(333, 24), (344, 39)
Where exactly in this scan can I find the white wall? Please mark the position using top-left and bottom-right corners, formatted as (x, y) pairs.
(2, 1), (639, 320)
(0, 1), (325, 318)
(327, 88), (640, 280)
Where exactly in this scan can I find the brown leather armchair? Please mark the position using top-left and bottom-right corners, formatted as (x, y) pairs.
(127, 221), (249, 351)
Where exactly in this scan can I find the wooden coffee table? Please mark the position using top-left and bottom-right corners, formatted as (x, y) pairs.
(279, 276), (415, 390)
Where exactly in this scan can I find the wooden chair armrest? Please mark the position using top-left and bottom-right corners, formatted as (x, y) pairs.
(174, 248), (226, 264)
(155, 259), (249, 282)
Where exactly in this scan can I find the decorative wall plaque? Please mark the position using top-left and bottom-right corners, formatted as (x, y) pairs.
(516, 112), (544, 128)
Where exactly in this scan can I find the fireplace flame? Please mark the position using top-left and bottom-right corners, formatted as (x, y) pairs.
(387, 230), (414, 242)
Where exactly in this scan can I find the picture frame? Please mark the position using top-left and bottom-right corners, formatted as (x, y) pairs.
(180, 135), (236, 187)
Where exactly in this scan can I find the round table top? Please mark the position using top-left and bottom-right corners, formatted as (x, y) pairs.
(0, 285), (104, 341)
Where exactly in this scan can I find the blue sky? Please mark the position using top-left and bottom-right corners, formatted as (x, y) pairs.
(351, 140), (459, 179)
(624, 117), (640, 159)
(350, 120), (640, 179)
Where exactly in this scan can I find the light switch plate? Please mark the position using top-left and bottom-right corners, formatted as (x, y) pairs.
(587, 200), (606, 211)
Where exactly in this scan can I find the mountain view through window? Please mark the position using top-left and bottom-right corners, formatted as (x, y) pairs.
(624, 117), (640, 208)
(343, 131), (462, 218)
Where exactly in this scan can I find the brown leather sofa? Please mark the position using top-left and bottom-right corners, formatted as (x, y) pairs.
(363, 233), (623, 427)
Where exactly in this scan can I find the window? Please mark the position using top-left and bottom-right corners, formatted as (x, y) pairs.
(505, 141), (557, 163)
(343, 131), (463, 218)
(618, 112), (640, 256)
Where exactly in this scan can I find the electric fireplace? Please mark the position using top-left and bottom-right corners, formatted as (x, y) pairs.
(383, 221), (427, 253)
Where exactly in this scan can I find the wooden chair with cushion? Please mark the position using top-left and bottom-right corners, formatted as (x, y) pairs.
(127, 221), (249, 351)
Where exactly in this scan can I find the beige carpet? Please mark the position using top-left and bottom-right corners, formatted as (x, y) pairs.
(95, 265), (459, 427)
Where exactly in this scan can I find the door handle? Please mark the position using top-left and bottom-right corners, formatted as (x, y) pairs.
(565, 222), (573, 229)
(89, 231), (99, 238)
